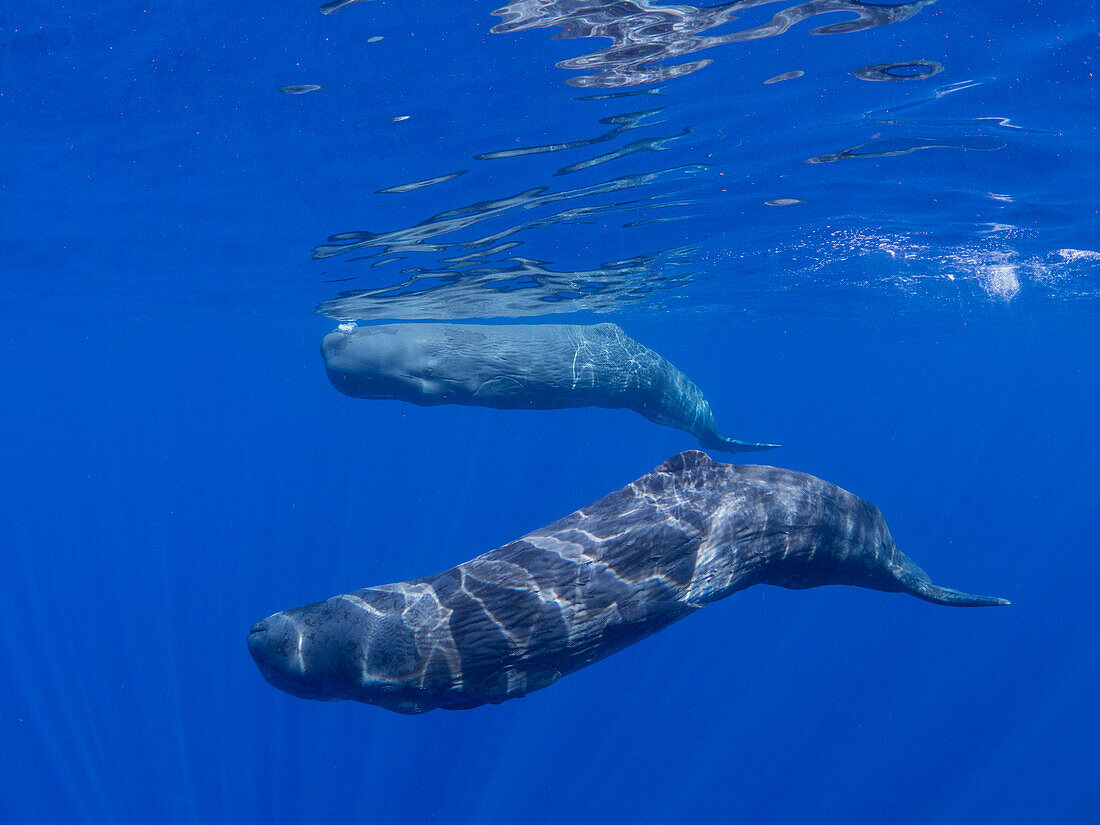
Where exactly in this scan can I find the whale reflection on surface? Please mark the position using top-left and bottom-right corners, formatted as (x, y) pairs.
(313, 163), (711, 321)
(312, 165), (708, 262)
(308, 0), (1055, 319)
(475, 108), (663, 161)
(807, 135), (1006, 164)
(316, 250), (699, 321)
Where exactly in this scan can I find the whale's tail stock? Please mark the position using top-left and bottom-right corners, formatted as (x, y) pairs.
(892, 559), (1010, 607)
(700, 434), (782, 453)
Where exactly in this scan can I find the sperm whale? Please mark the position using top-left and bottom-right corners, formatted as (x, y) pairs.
(247, 451), (1007, 713)
(321, 322), (778, 453)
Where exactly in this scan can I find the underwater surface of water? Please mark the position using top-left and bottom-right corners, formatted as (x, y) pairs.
(2, 1), (1098, 823)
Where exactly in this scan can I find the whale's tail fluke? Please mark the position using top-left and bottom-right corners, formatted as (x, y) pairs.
(701, 435), (781, 453)
(893, 566), (1010, 607)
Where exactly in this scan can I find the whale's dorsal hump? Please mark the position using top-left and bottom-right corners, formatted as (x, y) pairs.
(653, 450), (720, 475)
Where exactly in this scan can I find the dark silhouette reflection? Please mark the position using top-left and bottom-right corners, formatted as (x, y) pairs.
(475, 108), (661, 161)
(492, 0), (938, 87)
(310, 1), (962, 323)
(312, 165), (707, 261)
(807, 135), (1005, 163)
(313, 162), (710, 320)
(764, 69), (805, 84)
(321, 322), (779, 451)
(315, 250), (699, 321)
(853, 60), (944, 81)
(554, 126), (693, 176)
(318, 0), (370, 14)
(376, 170), (467, 194)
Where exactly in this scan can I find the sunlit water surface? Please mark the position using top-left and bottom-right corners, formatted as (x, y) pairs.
(2, 2), (1098, 823)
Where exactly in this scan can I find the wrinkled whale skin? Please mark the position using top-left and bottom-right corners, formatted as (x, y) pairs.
(321, 322), (777, 452)
(247, 451), (1007, 713)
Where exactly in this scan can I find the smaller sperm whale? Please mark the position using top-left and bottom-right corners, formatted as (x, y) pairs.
(320, 322), (777, 453)
(247, 451), (1007, 713)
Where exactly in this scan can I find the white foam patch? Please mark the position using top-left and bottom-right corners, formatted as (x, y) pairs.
(697, 226), (1100, 306)
(946, 248), (1022, 302)
(1056, 248), (1100, 263)
(982, 263), (1021, 301)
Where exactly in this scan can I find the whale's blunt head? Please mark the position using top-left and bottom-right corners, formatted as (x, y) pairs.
(247, 611), (317, 700)
(247, 591), (443, 712)
(247, 605), (358, 702)
(321, 324), (444, 401)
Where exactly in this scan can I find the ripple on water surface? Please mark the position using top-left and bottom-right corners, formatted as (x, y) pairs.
(299, 0), (1096, 320)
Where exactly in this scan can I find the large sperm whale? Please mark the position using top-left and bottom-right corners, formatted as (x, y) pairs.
(248, 451), (1007, 713)
(320, 322), (777, 453)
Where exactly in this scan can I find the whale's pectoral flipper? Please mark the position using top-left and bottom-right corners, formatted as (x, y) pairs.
(893, 567), (1010, 607)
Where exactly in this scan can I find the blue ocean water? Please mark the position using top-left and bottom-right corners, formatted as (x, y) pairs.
(2, 1), (1098, 822)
